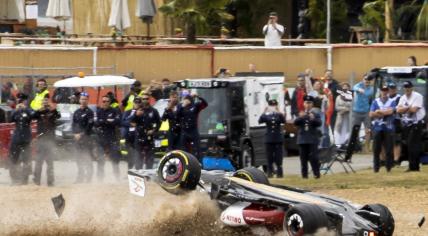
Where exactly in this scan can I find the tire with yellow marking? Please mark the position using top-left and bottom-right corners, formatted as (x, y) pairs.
(157, 150), (201, 194)
(233, 167), (270, 185)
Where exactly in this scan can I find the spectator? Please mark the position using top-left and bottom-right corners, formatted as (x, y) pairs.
(334, 83), (353, 145)
(352, 74), (374, 152)
(249, 63), (259, 73)
(369, 85), (396, 173)
(262, 12), (284, 47)
(1, 82), (15, 104)
(294, 95), (321, 179)
(388, 83), (402, 165)
(323, 69), (340, 131)
(397, 81), (425, 172)
(291, 73), (306, 118)
(160, 78), (175, 99)
(407, 56), (417, 66)
(215, 68), (233, 78)
(307, 79), (330, 148)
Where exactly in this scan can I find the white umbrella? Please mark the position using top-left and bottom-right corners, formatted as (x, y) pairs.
(0, 0), (25, 23)
(46, 0), (71, 33)
(136, 0), (157, 37)
(108, 0), (131, 31)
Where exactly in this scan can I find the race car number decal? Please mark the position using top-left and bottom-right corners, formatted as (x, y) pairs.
(128, 174), (146, 197)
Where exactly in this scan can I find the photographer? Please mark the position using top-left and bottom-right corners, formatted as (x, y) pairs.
(258, 99), (285, 178)
(33, 95), (61, 186)
(294, 95), (322, 179)
(9, 94), (35, 185)
(262, 12), (285, 47)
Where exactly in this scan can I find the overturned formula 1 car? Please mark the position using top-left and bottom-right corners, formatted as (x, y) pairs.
(127, 150), (394, 236)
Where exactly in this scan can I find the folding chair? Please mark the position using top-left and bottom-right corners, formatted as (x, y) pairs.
(321, 125), (361, 175)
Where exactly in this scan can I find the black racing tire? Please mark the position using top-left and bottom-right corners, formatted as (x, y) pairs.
(233, 167), (270, 185)
(362, 204), (395, 236)
(157, 150), (201, 194)
(284, 204), (329, 236)
(239, 143), (253, 169)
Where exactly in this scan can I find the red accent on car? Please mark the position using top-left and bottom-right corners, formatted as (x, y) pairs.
(242, 203), (285, 227)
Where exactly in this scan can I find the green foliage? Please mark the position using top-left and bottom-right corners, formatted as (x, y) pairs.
(359, 0), (385, 31)
(307, 0), (349, 42)
(159, 0), (233, 37)
(416, 0), (428, 39)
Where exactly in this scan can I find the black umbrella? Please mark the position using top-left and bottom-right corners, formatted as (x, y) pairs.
(136, 0), (157, 38)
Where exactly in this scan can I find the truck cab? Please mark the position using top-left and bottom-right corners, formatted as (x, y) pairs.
(176, 73), (285, 168)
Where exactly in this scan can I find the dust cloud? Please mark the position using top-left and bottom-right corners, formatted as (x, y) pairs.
(0, 182), (248, 236)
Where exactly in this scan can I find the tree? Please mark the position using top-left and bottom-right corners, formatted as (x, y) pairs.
(416, 0), (428, 40)
(307, 0), (349, 42)
(159, 0), (233, 43)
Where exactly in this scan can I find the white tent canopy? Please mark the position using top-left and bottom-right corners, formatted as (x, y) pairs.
(0, 0), (25, 23)
(54, 75), (136, 88)
(46, 0), (71, 20)
(108, 0), (131, 31)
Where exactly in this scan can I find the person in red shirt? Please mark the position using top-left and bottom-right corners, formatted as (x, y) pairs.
(291, 73), (306, 119)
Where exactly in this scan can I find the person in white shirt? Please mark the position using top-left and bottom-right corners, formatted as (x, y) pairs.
(263, 12), (285, 47)
(397, 81), (426, 172)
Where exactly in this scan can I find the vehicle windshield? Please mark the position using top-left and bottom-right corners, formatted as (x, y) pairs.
(379, 72), (426, 97)
(192, 88), (229, 135)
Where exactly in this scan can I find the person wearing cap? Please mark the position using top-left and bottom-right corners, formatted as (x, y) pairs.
(258, 99), (286, 178)
(129, 93), (161, 170)
(388, 83), (402, 165)
(294, 95), (322, 179)
(369, 85), (397, 172)
(32, 95), (61, 186)
(162, 90), (181, 150)
(352, 74), (374, 152)
(397, 81), (426, 172)
(30, 78), (50, 111)
(94, 95), (122, 181)
(9, 93), (36, 185)
(120, 96), (142, 169)
(122, 80), (145, 111)
(72, 92), (95, 183)
(262, 12), (285, 47)
(176, 93), (208, 160)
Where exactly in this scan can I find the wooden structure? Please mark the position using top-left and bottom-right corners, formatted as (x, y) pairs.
(349, 26), (379, 43)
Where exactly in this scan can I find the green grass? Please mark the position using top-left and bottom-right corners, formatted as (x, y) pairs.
(270, 166), (428, 191)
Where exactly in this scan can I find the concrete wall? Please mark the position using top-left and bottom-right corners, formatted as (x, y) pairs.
(0, 44), (427, 87)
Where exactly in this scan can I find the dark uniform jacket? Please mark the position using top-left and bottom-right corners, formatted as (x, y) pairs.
(294, 110), (322, 145)
(129, 106), (161, 146)
(162, 106), (180, 134)
(176, 97), (208, 133)
(95, 107), (121, 139)
(258, 112), (286, 143)
(121, 109), (136, 141)
(11, 108), (35, 142)
(34, 108), (61, 136)
(72, 107), (94, 136)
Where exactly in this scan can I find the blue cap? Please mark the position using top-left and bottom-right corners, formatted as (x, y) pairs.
(80, 92), (89, 97)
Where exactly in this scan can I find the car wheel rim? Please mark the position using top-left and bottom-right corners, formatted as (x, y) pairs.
(162, 157), (184, 183)
(287, 213), (304, 236)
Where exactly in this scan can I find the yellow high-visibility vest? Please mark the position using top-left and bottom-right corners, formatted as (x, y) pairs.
(30, 90), (49, 110)
(124, 91), (144, 111)
(111, 102), (119, 108)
